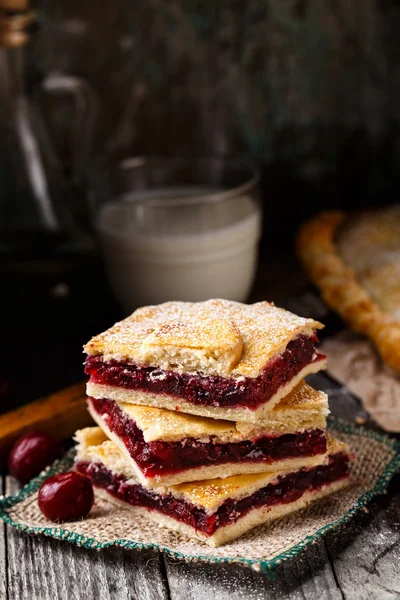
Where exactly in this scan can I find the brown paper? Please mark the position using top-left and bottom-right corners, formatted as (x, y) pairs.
(322, 332), (400, 432)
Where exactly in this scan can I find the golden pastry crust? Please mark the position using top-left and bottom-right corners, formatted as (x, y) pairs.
(90, 381), (328, 444)
(94, 476), (349, 547)
(84, 299), (323, 378)
(296, 209), (400, 372)
(75, 427), (349, 510)
(86, 357), (326, 423)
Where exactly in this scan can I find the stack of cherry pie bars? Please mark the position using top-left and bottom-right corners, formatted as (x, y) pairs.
(75, 299), (351, 547)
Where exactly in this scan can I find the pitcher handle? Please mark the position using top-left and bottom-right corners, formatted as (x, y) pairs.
(39, 72), (99, 185)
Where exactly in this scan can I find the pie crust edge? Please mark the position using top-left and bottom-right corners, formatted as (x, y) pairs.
(296, 210), (400, 372)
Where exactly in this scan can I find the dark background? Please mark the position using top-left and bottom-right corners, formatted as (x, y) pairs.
(1, 0), (400, 408)
(31, 0), (400, 226)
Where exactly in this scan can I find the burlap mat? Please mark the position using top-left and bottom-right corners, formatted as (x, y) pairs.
(322, 332), (400, 432)
(1, 418), (399, 574)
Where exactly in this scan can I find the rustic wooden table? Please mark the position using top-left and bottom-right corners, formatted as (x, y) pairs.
(2, 372), (400, 600)
(2, 260), (400, 600)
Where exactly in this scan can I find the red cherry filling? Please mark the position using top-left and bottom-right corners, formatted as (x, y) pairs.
(38, 472), (94, 522)
(89, 397), (327, 478)
(8, 431), (63, 484)
(85, 335), (324, 410)
(76, 453), (349, 537)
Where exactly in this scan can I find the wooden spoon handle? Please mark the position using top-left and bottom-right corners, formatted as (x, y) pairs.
(0, 381), (92, 456)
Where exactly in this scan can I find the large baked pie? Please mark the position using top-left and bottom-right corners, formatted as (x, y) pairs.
(296, 206), (400, 372)
(85, 299), (326, 422)
(87, 381), (329, 487)
(75, 427), (350, 547)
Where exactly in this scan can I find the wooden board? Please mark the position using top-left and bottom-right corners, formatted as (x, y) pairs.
(0, 381), (92, 456)
(2, 372), (400, 599)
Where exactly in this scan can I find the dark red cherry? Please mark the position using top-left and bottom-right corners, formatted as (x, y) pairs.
(8, 431), (63, 484)
(38, 471), (94, 522)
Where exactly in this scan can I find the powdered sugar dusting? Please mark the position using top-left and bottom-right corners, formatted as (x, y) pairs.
(84, 299), (322, 378)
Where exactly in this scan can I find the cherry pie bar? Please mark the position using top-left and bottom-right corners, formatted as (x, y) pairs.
(75, 427), (350, 547)
(72, 299), (353, 547)
(87, 381), (329, 487)
(85, 299), (326, 422)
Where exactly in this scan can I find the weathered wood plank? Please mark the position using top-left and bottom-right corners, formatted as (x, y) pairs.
(279, 541), (344, 600)
(5, 476), (169, 600)
(310, 372), (400, 599)
(324, 476), (400, 600)
(165, 539), (342, 600)
(165, 556), (280, 600)
(3, 372), (398, 600)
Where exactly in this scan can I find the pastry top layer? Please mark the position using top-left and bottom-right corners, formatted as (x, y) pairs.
(115, 381), (329, 443)
(84, 299), (322, 378)
(296, 208), (400, 372)
(75, 428), (348, 512)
